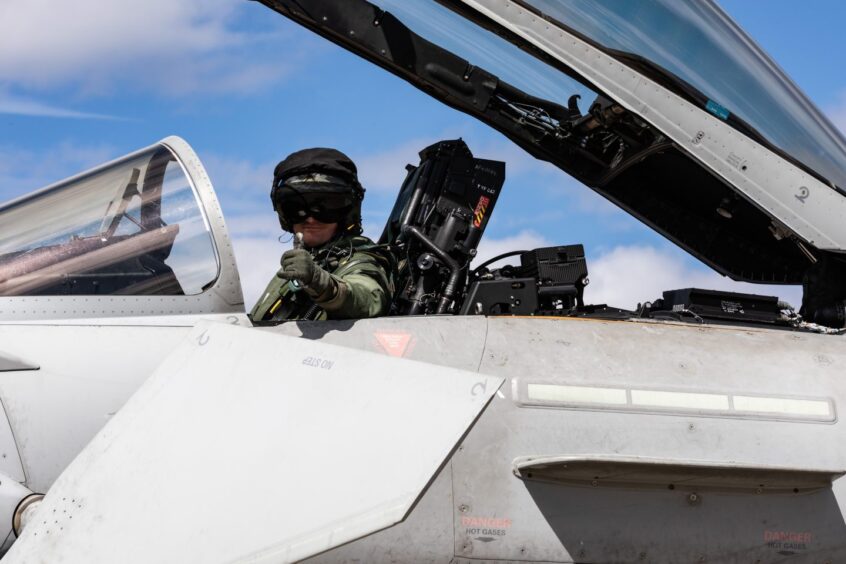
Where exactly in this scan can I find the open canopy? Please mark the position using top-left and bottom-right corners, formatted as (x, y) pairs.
(258, 0), (846, 291)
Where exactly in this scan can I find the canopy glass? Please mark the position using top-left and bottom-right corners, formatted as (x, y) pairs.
(523, 0), (846, 190)
(0, 145), (219, 296)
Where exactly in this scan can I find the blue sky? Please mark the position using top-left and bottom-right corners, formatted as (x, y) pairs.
(1, 0), (845, 308)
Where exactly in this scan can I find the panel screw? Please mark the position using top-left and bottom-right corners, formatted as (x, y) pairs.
(458, 504), (469, 513)
(688, 492), (701, 505)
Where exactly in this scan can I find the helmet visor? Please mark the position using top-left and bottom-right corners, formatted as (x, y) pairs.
(277, 190), (353, 225)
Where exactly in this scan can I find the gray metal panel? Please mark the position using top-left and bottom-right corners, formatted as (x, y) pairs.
(261, 315), (489, 372)
(450, 316), (846, 562)
(269, 316), (490, 564)
(305, 463), (455, 564)
(4, 322), (503, 564)
(0, 400), (27, 483)
(0, 324), (193, 492)
(514, 455), (843, 494)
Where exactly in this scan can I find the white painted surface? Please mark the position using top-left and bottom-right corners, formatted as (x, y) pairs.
(527, 383), (627, 405)
(4, 321), (502, 564)
(733, 395), (832, 417)
(0, 324), (192, 492)
(630, 389), (730, 411)
(517, 378), (836, 423)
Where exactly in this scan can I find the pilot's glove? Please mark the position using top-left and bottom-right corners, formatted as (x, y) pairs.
(277, 249), (338, 301)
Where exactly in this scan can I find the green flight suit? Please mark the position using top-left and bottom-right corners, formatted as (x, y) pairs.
(249, 235), (393, 322)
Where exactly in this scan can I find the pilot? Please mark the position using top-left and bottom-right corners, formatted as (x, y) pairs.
(249, 148), (393, 322)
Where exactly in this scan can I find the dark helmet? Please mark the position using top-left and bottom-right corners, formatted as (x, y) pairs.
(270, 147), (365, 235)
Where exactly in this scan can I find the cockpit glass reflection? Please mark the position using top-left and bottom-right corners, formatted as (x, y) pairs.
(523, 0), (846, 190)
(0, 145), (219, 296)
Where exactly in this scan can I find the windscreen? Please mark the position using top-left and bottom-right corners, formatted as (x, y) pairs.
(521, 0), (846, 191)
(0, 145), (219, 296)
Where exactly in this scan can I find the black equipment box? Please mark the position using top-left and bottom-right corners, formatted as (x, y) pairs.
(521, 245), (587, 289)
(658, 288), (780, 324)
(461, 244), (589, 316)
(461, 277), (539, 315)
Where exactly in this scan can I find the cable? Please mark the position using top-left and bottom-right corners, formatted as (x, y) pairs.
(471, 250), (528, 276)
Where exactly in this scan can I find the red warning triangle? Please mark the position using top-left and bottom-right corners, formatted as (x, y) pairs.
(374, 331), (413, 358)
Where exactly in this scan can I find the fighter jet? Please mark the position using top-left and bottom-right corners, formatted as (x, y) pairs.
(1, 0), (845, 562)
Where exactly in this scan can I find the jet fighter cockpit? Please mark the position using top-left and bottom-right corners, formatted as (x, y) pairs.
(3, 0), (846, 333)
(261, 0), (846, 329)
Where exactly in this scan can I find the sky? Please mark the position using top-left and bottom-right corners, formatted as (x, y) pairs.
(1, 0), (845, 310)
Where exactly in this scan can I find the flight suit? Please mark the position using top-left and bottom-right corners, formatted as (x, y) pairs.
(249, 234), (393, 322)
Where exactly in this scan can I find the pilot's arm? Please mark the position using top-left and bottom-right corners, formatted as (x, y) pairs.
(277, 249), (390, 319)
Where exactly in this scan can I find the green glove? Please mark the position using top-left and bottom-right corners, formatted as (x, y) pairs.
(277, 249), (337, 300)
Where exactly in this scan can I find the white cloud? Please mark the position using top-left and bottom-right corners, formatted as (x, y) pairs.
(0, 0), (300, 96)
(352, 133), (560, 194)
(353, 137), (448, 193)
(225, 214), (281, 240)
(230, 233), (286, 309)
(587, 245), (802, 310)
(0, 142), (117, 202)
(472, 230), (552, 269)
(0, 90), (118, 119)
(200, 153), (274, 213)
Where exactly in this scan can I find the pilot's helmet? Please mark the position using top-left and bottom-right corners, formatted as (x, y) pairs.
(271, 147), (365, 235)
